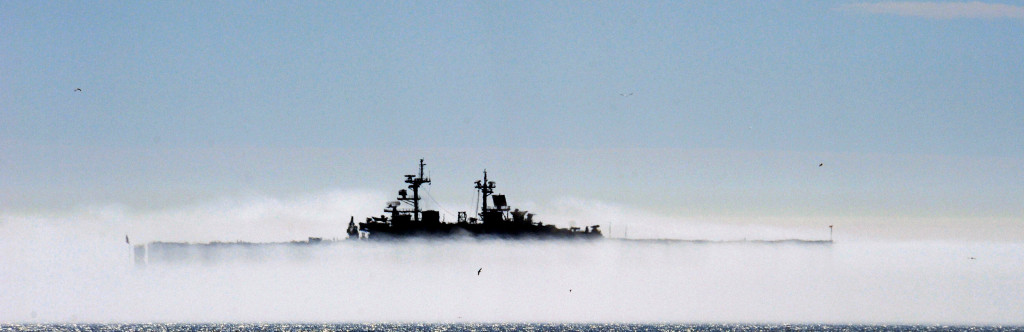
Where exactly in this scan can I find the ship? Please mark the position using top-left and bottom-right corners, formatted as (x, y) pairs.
(349, 159), (603, 240)
(129, 159), (602, 265)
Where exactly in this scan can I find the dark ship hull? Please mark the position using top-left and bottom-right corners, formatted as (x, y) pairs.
(351, 159), (602, 240)
(359, 221), (603, 240)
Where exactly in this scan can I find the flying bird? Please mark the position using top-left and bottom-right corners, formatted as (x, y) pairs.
(619, 92), (634, 97)
(477, 268), (482, 275)
(74, 88), (82, 92)
(125, 235), (130, 245)
(819, 163), (823, 167)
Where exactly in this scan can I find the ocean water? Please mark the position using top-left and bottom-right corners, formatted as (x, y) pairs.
(2, 323), (1024, 332)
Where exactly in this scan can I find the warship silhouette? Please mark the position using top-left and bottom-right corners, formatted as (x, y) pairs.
(349, 159), (603, 240)
(126, 160), (845, 266)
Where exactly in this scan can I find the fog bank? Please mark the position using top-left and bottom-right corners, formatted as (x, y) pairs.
(2, 191), (1022, 324)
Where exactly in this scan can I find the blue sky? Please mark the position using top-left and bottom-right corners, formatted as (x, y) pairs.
(2, 1), (1022, 240)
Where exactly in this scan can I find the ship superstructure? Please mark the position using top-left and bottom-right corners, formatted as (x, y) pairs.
(356, 159), (602, 240)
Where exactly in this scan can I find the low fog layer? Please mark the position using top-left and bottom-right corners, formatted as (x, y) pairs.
(2, 191), (1022, 324)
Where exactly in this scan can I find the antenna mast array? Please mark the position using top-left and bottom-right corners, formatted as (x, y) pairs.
(474, 170), (496, 218)
(400, 159), (431, 223)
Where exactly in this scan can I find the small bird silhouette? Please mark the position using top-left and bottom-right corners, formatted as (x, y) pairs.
(619, 92), (634, 97)
(74, 88), (82, 92)
(819, 163), (823, 167)
(969, 257), (976, 260)
(477, 268), (482, 275)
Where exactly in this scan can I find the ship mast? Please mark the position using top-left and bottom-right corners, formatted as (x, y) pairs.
(474, 170), (495, 217)
(401, 159), (431, 223)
